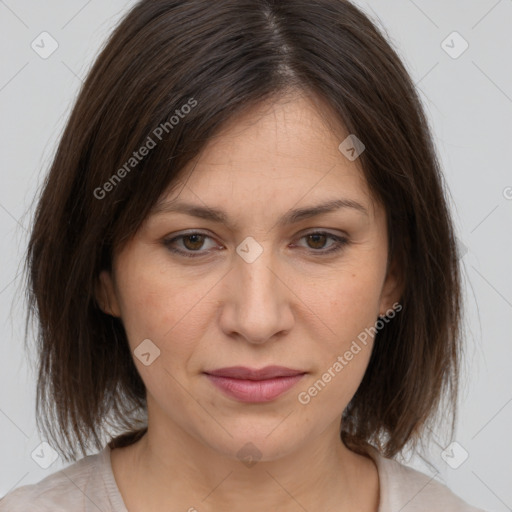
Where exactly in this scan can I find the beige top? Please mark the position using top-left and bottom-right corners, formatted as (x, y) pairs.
(0, 444), (486, 511)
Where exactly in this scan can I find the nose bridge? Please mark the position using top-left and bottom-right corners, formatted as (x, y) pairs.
(224, 235), (292, 343)
(235, 235), (280, 307)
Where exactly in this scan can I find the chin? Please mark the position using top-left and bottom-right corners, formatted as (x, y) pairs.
(200, 424), (308, 464)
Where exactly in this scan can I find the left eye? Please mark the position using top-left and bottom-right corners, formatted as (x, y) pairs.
(163, 231), (348, 258)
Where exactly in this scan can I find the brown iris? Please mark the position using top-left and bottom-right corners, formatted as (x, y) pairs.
(306, 233), (328, 249)
(182, 234), (206, 251)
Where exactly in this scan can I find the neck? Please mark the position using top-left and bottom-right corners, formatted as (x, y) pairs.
(111, 418), (380, 512)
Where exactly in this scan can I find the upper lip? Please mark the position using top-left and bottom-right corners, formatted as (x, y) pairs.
(204, 366), (306, 380)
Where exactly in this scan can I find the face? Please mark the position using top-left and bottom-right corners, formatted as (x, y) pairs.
(98, 92), (401, 462)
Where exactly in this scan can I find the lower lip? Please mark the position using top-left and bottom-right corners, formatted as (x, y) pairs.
(205, 374), (306, 402)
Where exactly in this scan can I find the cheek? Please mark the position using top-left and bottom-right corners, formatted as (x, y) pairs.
(291, 263), (383, 400)
(302, 265), (382, 341)
(115, 255), (216, 356)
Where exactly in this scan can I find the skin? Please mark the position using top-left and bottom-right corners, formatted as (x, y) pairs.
(98, 91), (402, 512)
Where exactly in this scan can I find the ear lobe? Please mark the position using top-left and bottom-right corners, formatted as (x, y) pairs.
(95, 270), (121, 317)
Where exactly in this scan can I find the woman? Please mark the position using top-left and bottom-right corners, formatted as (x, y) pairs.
(0, 0), (486, 510)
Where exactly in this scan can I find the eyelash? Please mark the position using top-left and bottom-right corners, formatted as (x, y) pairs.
(162, 231), (349, 258)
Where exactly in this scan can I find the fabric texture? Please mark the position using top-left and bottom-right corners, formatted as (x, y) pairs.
(0, 444), (487, 511)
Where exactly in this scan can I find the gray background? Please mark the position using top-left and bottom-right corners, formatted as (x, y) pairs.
(0, 1), (511, 510)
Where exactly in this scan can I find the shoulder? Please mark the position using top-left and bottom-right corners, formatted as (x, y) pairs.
(0, 447), (110, 512)
(365, 446), (488, 512)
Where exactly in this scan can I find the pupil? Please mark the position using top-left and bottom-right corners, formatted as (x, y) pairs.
(309, 234), (326, 249)
(184, 234), (203, 250)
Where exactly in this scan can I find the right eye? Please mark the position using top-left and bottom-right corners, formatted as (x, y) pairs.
(163, 232), (221, 258)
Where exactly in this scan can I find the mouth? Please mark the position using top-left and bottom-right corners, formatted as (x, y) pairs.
(203, 366), (307, 403)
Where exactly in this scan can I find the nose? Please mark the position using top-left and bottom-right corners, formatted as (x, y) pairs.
(218, 242), (295, 345)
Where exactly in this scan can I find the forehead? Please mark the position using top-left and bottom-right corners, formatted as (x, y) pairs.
(154, 93), (379, 222)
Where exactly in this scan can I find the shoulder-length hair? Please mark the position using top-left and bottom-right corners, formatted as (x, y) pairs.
(24, 0), (463, 462)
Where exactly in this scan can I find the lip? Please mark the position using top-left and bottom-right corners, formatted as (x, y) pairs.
(205, 365), (305, 380)
(204, 366), (306, 403)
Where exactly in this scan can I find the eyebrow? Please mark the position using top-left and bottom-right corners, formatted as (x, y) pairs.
(151, 198), (369, 228)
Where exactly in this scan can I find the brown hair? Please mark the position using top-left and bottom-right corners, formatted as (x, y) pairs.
(24, 0), (463, 462)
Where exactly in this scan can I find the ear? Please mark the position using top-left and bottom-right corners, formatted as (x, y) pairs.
(95, 269), (121, 317)
(378, 254), (404, 317)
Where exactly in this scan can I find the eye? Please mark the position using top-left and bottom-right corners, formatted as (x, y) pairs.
(293, 231), (349, 255)
(163, 230), (349, 258)
(163, 232), (219, 257)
